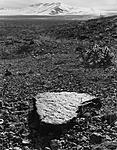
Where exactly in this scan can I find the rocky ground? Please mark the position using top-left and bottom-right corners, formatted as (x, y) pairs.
(0, 16), (117, 150)
(0, 57), (117, 150)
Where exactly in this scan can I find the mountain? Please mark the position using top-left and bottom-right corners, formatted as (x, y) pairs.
(0, 2), (117, 16)
(0, 2), (100, 16)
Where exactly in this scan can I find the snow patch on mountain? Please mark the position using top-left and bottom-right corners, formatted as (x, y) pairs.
(0, 2), (116, 16)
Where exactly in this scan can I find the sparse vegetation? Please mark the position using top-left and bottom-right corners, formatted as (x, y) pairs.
(76, 43), (114, 68)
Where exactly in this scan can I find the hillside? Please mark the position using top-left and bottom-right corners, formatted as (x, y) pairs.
(42, 15), (117, 41)
(0, 15), (117, 59)
(41, 15), (117, 58)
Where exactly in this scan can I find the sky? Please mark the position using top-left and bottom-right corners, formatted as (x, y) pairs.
(0, 0), (117, 10)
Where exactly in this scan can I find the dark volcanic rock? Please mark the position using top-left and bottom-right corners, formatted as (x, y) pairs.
(50, 139), (61, 150)
(0, 100), (3, 108)
(28, 98), (41, 131)
(105, 141), (117, 150)
(90, 132), (103, 144)
(101, 112), (117, 125)
(4, 69), (12, 76)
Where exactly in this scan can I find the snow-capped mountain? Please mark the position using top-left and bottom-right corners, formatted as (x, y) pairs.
(0, 2), (99, 16)
(0, 2), (116, 16)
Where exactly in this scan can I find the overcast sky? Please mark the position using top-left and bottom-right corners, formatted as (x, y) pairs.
(0, 0), (117, 10)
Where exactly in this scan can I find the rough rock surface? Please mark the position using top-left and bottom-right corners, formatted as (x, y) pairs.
(90, 132), (103, 144)
(35, 92), (95, 124)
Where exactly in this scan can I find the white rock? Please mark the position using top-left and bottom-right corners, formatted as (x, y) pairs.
(22, 139), (30, 145)
(115, 121), (117, 127)
(36, 92), (95, 124)
(0, 119), (4, 125)
(106, 135), (112, 141)
(44, 147), (51, 150)
(13, 147), (22, 150)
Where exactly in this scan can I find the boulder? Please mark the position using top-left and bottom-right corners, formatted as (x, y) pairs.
(28, 92), (99, 137)
(35, 92), (96, 124)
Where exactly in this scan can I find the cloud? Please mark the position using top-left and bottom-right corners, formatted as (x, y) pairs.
(0, 0), (26, 8)
(0, 0), (62, 8)
(67, 0), (117, 9)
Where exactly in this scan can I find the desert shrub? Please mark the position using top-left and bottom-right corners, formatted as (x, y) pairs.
(77, 43), (114, 68)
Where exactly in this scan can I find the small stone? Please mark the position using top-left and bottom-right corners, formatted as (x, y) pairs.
(82, 136), (88, 141)
(0, 101), (3, 108)
(83, 112), (91, 118)
(0, 119), (4, 125)
(90, 132), (103, 144)
(22, 131), (30, 137)
(106, 135), (112, 141)
(89, 125), (97, 131)
(4, 69), (12, 76)
(107, 125), (111, 129)
(50, 139), (61, 150)
(76, 145), (82, 150)
(83, 146), (91, 150)
(13, 147), (22, 150)
(28, 69), (34, 74)
(24, 146), (30, 150)
(44, 147), (51, 150)
(101, 113), (117, 125)
(6, 148), (12, 150)
(22, 139), (30, 145)
(114, 121), (117, 127)
(0, 125), (3, 131)
(65, 134), (71, 138)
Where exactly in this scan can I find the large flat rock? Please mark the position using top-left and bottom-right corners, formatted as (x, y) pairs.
(35, 92), (95, 124)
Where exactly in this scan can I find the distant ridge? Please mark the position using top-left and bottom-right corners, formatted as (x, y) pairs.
(0, 2), (117, 17)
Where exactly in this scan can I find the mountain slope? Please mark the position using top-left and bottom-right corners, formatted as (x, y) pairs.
(0, 2), (102, 16)
(0, 2), (117, 16)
